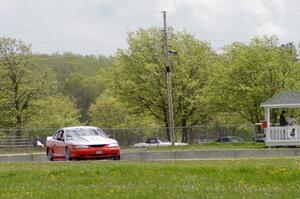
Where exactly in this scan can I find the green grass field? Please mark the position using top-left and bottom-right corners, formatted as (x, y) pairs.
(0, 158), (300, 199)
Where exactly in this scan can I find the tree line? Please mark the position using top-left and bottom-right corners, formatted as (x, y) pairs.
(0, 27), (299, 132)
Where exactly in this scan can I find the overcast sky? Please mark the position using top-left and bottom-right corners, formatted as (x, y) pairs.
(0, 0), (299, 56)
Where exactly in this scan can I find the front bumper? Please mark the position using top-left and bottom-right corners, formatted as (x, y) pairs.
(70, 145), (120, 159)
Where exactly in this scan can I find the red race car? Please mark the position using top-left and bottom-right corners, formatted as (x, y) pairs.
(46, 126), (120, 161)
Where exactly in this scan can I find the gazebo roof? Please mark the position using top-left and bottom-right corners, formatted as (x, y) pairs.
(261, 91), (300, 108)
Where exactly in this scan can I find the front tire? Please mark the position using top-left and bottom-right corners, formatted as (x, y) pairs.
(65, 147), (72, 161)
(47, 148), (53, 161)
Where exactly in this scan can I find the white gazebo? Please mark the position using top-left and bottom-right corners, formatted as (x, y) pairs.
(261, 91), (300, 147)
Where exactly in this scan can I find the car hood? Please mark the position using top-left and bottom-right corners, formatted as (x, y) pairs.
(66, 136), (117, 145)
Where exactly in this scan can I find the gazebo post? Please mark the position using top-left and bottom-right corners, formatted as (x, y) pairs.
(265, 107), (270, 128)
(264, 107), (271, 149)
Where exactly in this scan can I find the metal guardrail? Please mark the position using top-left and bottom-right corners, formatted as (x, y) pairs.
(0, 136), (34, 147)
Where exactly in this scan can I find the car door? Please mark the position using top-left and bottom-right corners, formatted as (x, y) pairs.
(57, 130), (66, 158)
(52, 130), (65, 158)
(49, 131), (60, 158)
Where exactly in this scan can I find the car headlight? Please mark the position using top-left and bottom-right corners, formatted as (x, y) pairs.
(74, 145), (89, 149)
(107, 143), (119, 148)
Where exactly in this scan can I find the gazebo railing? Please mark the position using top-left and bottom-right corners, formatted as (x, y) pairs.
(266, 126), (300, 143)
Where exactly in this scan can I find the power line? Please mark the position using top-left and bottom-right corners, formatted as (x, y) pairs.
(25, 21), (300, 48)
(3, 11), (300, 48)
(30, 35), (298, 57)
(31, 32), (127, 47)
(5, 10), (300, 36)
(3, 12), (159, 35)
(27, 31), (265, 47)
(32, 45), (123, 56)
(2, 8), (299, 56)
(27, 30), (300, 55)
(168, 10), (300, 17)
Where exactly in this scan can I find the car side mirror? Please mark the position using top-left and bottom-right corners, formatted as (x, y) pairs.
(108, 134), (113, 138)
(57, 137), (64, 141)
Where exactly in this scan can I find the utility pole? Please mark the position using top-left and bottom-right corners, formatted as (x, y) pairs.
(162, 11), (175, 146)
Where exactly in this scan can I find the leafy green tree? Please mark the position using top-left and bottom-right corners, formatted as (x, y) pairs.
(0, 38), (56, 129)
(35, 53), (112, 85)
(25, 96), (80, 129)
(113, 28), (217, 140)
(63, 73), (107, 122)
(208, 36), (300, 125)
(35, 53), (112, 122)
(89, 92), (157, 128)
(170, 32), (217, 126)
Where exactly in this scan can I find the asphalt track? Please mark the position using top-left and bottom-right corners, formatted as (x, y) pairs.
(1, 148), (300, 162)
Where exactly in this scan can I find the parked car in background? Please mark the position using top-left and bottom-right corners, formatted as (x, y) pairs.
(33, 137), (45, 147)
(194, 138), (216, 144)
(133, 137), (188, 148)
(254, 134), (266, 142)
(216, 136), (244, 143)
(46, 126), (120, 161)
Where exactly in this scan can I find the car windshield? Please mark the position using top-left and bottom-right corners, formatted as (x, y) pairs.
(65, 128), (108, 139)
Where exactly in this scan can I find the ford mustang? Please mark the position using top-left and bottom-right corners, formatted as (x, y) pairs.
(46, 126), (120, 161)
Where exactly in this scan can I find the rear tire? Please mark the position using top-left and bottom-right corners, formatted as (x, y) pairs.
(47, 148), (53, 161)
(65, 147), (72, 161)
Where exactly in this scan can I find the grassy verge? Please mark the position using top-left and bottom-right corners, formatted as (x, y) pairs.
(144, 142), (266, 151)
(0, 158), (300, 198)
